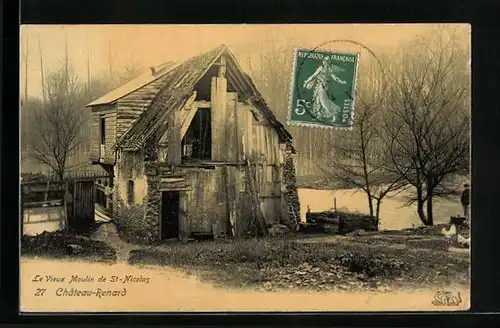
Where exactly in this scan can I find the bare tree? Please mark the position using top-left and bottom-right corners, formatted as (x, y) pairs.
(320, 59), (407, 221)
(382, 27), (470, 226)
(107, 40), (120, 88)
(21, 97), (44, 154)
(86, 41), (91, 98)
(118, 52), (143, 84)
(21, 35), (29, 102)
(29, 68), (86, 180)
(37, 36), (46, 103)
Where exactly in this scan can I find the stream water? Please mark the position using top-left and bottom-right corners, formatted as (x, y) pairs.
(297, 188), (462, 230)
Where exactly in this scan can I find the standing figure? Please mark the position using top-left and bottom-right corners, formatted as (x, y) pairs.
(302, 56), (347, 122)
(460, 183), (470, 218)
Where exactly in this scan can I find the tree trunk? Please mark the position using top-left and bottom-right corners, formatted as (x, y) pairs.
(24, 37), (28, 102)
(426, 174), (434, 226)
(375, 198), (382, 222)
(366, 192), (374, 218)
(416, 188), (427, 225)
(38, 38), (46, 103)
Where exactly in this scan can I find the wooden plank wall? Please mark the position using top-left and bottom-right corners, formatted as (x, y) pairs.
(102, 110), (117, 162)
(225, 92), (239, 162)
(181, 168), (221, 233)
(90, 113), (100, 159)
(242, 102), (283, 226)
(179, 166), (252, 236)
(116, 77), (167, 140)
(166, 111), (181, 166)
(210, 76), (228, 161)
(71, 180), (95, 232)
(89, 104), (117, 162)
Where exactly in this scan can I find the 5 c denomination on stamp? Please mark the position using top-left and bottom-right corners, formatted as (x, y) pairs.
(288, 47), (359, 130)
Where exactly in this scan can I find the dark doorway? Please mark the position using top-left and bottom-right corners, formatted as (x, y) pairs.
(181, 108), (212, 161)
(161, 191), (180, 239)
(71, 179), (95, 233)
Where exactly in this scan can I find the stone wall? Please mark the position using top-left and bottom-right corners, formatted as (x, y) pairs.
(281, 143), (301, 229)
(113, 162), (161, 245)
(143, 170), (160, 244)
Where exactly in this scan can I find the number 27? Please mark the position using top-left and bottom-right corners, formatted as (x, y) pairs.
(34, 288), (46, 296)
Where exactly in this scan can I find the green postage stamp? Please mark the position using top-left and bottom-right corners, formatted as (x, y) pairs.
(288, 47), (360, 129)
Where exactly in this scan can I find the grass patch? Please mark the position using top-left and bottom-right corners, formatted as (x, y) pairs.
(21, 230), (116, 263)
(129, 233), (469, 291)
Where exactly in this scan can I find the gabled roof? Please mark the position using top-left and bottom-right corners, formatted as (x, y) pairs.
(86, 61), (178, 106)
(113, 44), (293, 151)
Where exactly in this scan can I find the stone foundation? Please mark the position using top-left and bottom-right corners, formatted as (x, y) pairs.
(143, 168), (161, 244)
(281, 144), (301, 229)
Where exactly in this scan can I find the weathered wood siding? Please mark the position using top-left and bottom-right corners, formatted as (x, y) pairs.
(102, 110), (117, 162)
(89, 104), (115, 161)
(90, 112), (100, 159)
(240, 102), (283, 226)
(127, 73), (287, 234)
(224, 92), (239, 161)
(116, 77), (168, 140)
(210, 76), (228, 161)
(180, 167), (225, 233)
(70, 180), (95, 232)
(173, 162), (279, 235)
(175, 166), (251, 236)
(166, 110), (181, 166)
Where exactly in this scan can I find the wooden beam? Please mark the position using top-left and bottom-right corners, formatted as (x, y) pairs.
(233, 93), (241, 163)
(180, 101), (198, 139)
(183, 91), (197, 110)
(211, 76), (228, 161)
(194, 100), (211, 108)
(178, 160), (245, 167)
(246, 107), (253, 157)
(218, 55), (226, 78)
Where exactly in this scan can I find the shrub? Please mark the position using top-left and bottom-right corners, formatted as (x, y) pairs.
(21, 230), (116, 262)
(335, 252), (410, 278)
(114, 201), (153, 245)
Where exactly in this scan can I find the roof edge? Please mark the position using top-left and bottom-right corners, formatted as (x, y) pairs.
(85, 61), (180, 107)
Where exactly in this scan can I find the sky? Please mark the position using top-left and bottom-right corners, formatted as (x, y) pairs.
(20, 24), (470, 100)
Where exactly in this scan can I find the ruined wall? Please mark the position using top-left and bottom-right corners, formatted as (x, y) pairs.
(115, 150), (148, 207)
(143, 171), (160, 244)
(281, 143), (301, 228)
(112, 150), (157, 244)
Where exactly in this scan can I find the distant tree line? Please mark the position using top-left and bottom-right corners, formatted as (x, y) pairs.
(21, 35), (143, 178)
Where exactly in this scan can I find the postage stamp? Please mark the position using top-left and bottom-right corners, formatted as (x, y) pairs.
(288, 47), (360, 129)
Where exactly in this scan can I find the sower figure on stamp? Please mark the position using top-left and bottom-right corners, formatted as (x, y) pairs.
(302, 56), (347, 122)
(460, 183), (470, 219)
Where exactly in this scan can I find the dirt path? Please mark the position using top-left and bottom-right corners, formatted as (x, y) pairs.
(90, 222), (137, 262)
(20, 257), (469, 312)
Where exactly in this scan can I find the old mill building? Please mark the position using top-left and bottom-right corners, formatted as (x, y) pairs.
(87, 45), (300, 243)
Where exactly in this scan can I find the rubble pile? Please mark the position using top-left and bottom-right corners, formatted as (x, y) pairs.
(305, 211), (378, 234)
